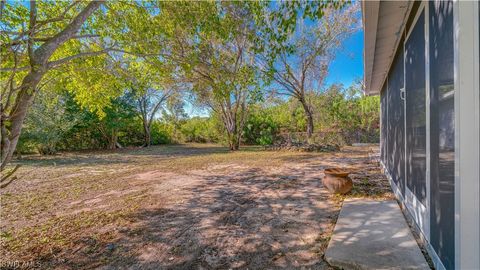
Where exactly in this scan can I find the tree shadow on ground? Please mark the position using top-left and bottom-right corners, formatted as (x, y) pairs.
(11, 144), (232, 168)
(8, 146), (392, 270)
(47, 167), (340, 270)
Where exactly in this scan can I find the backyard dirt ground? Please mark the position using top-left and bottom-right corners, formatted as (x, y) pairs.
(0, 144), (393, 270)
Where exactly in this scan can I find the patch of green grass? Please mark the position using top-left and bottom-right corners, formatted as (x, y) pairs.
(2, 209), (131, 260)
(0, 230), (13, 241)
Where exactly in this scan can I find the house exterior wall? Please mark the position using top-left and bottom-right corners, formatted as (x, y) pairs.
(376, 1), (480, 269)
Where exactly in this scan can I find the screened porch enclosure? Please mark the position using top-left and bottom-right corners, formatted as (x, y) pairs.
(379, 1), (455, 269)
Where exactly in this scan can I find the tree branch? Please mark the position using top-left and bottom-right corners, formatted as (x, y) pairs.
(46, 48), (110, 68)
(33, 34), (99, 42)
(32, 1), (102, 66)
(35, 1), (80, 27)
(0, 0), (5, 21)
(28, 1), (37, 66)
(0, 47), (111, 72)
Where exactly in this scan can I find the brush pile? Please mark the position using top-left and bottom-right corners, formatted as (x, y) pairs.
(266, 140), (340, 152)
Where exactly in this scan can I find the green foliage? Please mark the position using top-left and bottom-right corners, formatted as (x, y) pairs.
(60, 93), (116, 150)
(6, 1), (375, 157)
(319, 82), (380, 143)
(162, 95), (188, 143)
(150, 121), (174, 145)
(241, 81), (380, 146)
(18, 91), (78, 155)
(17, 78), (379, 155)
(243, 107), (279, 146)
(18, 91), (141, 153)
(180, 117), (222, 143)
(252, 1), (354, 74)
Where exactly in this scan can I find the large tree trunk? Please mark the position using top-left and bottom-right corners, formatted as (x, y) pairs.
(228, 138), (239, 150)
(229, 133), (240, 151)
(143, 123), (151, 147)
(235, 103), (247, 151)
(300, 99), (314, 139)
(221, 117), (238, 151)
(107, 130), (118, 150)
(140, 112), (151, 147)
(222, 107), (248, 151)
(223, 113), (241, 151)
(234, 134), (241, 150)
(226, 129), (239, 151)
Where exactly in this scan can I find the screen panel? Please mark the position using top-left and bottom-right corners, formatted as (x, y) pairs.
(405, 10), (427, 205)
(387, 70), (395, 175)
(387, 50), (405, 194)
(429, 1), (455, 268)
(381, 85), (388, 165)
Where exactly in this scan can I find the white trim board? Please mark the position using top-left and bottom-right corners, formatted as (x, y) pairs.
(453, 1), (480, 269)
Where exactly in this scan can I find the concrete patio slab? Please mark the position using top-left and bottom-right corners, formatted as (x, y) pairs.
(325, 198), (430, 270)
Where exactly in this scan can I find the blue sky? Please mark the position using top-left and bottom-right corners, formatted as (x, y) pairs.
(324, 30), (364, 87)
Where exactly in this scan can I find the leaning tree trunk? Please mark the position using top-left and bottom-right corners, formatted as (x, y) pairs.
(300, 99), (314, 140)
(1, 70), (44, 171)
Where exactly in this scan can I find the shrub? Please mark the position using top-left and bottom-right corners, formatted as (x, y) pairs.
(243, 111), (279, 146)
(18, 91), (78, 155)
(150, 121), (173, 145)
(180, 117), (222, 143)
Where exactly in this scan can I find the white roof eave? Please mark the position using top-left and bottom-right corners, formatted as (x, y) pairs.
(362, 1), (412, 96)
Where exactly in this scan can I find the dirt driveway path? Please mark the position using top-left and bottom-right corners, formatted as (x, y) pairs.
(1, 144), (392, 269)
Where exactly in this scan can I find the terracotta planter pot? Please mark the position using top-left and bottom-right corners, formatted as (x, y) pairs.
(322, 167), (353, 194)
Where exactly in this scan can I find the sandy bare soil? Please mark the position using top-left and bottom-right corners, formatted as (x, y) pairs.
(0, 144), (392, 269)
